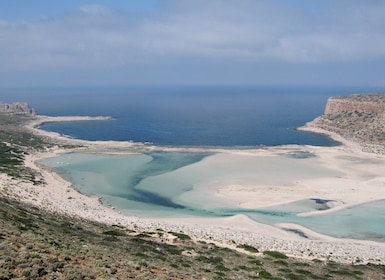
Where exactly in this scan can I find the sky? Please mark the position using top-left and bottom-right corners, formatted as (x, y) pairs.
(0, 0), (385, 87)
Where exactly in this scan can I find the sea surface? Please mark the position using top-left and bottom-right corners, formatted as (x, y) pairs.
(3, 85), (385, 241)
(0, 85), (371, 146)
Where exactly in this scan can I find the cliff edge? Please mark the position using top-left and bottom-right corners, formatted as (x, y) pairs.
(308, 93), (385, 153)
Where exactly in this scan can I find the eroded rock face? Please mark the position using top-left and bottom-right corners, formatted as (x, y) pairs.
(324, 94), (385, 115)
(0, 102), (36, 115)
(311, 93), (385, 149)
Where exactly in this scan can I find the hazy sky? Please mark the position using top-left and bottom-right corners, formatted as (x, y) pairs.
(1, 0), (385, 87)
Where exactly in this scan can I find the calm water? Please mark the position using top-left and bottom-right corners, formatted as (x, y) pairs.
(0, 85), (371, 146)
(41, 152), (385, 242)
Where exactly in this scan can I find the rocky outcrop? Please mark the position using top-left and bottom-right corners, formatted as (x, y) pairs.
(0, 102), (36, 115)
(324, 94), (385, 115)
(310, 93), (385, 152)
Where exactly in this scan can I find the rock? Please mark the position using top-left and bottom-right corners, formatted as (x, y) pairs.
(309, 93), (385, 151)
(0, 102), (36, 115)
(324, 94), (385, 115)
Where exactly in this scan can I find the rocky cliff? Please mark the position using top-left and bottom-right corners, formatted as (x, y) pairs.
(324, 94), (385, 115)
(0, 102), (36, 115)
(310, 93), (385, 152)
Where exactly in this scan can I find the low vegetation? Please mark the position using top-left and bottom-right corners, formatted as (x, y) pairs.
(237, 243), (259, 253)
(0, 113), (77, 183)
(1, 197), (384, 279)
(0, 114), (48, 184)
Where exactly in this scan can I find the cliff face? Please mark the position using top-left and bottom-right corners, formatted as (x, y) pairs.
(0, 102), (36, 115)
(310, 93), (385, 150)
(324, 94), (385, 115)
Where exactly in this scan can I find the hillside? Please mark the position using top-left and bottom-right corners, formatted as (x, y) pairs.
(1, 197), (384, 279)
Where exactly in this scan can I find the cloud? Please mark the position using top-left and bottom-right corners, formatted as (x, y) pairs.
(0, 0), (385, 85)
(146, 0), (385, 63)
(0, 5), (146, 70)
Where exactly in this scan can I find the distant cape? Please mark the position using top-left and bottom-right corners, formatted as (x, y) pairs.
(308, 93), (385, 153)
(0, 102), (36, 115)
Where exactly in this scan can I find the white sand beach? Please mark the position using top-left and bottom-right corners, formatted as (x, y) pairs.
(1, 115), (385, 264)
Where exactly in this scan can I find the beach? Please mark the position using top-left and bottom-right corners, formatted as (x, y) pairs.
(1, 114), (385, 264)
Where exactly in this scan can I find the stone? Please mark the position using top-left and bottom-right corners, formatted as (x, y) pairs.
(0, 102), (36, 115)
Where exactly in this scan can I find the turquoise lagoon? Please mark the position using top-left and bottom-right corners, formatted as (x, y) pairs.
(41, 151), (385, 242)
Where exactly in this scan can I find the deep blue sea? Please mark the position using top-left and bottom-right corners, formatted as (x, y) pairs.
(2, 85), (381, 146)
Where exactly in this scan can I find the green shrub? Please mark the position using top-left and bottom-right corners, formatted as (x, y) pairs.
(237, 244), (259, 253)
(258, 269), (272, 278)
(103, 230), (126, 236)
(263, 251), (288, 259)
(168, 231), (191, 240)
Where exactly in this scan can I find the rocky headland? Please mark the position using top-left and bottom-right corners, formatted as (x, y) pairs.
(0, 102), (36, 115)
(305, 93), (385, 154)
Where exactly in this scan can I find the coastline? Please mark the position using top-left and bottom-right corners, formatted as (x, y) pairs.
(298, 121), (362, 152)
(1, 114), (385, 264)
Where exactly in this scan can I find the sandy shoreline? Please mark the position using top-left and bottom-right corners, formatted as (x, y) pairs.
(1, 115), (385, 264)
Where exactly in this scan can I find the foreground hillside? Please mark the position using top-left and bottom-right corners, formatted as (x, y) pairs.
(1, 196), (385, 280)
(1, 107), (385, 279)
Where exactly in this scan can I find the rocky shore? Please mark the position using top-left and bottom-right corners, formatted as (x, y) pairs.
(305, 93), (385, 154)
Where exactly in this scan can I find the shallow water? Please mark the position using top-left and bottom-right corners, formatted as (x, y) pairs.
(234, 200), (385, 242)
(40, 151), (385, 242)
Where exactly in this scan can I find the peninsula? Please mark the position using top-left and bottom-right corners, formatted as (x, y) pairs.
(303, 93), (385, 154)
(1, 97), (385, 279)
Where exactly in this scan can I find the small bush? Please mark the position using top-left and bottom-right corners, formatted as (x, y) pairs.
(103, 230), (126, 236)
(208, 256), (223, 265)
(248, 259), (263, 266)
(258, 269), (272, 278)
(263, 251), (288, 259)
(237, 244), (259, 253)
(168, 232), (191, 240)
